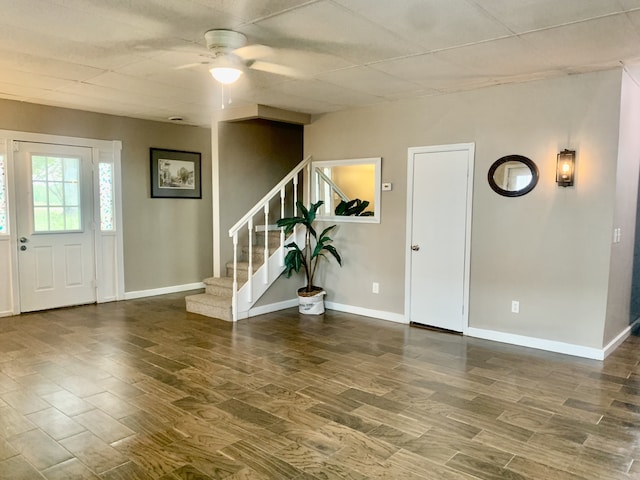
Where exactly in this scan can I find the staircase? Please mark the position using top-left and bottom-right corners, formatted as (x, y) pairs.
(185, 230), (281, 321)
(186, 156), (310, 321)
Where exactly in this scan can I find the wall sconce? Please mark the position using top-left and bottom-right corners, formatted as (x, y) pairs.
(556, 149), (575, 187)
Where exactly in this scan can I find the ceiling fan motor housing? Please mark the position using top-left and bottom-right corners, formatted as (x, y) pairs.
(204, 29), (247, 55)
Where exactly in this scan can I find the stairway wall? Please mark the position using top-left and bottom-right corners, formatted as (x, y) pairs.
(217, 118), (304, 306)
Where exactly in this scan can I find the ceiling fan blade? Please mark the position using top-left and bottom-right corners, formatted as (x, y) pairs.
(234, 44), (274, 61)
(249, 61), (303, 78)
(174, 61), (210, 70)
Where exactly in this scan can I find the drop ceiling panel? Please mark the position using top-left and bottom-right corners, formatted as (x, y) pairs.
(189, 0), (314, 22)
(434, 36), (560, 78)
(0, 70), (77, 91)
(41, 0), (244, 44)
(316, 66), (428, 97)
(618, 0), (640, 9)
(86, 72), (214, 105)
(24, 90), (151, 118)
(523, 14), (640, 66)
(469, 0), (629, 33)
(270, 79), (383, 108)
(254, 1), (422, 63)
(0, 0), (165, 45)
(237, 87), (343, 114)
(0, 49), (103, 81)
(0, 23), (143, 71)
(370, 54), (493, 92)
(335, 0), (512, 51)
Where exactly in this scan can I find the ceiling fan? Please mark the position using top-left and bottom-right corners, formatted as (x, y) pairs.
(197, 29), (301, 84)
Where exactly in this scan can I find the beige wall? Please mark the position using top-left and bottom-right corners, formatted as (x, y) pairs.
(305, 69), (625, 349)
(0, 99), (213, 292)
(604, 70), (640, 344)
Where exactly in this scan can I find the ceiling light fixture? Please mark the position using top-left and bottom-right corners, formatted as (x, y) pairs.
(209, 66), (243, 84)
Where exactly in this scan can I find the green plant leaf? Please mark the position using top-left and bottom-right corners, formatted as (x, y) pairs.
(334, 198), (373, 216)
(277, 200), (340, 289)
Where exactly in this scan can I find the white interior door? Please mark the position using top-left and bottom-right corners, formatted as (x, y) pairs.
(406, 144), (474, 332)
(15, 142), (96, 312)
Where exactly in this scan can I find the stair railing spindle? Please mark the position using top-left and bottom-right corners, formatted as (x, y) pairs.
(247, 218), (253, 304)
(232, 232), (238, 321)
(280, 186), (285, 266)
(263, 203), (269, 283)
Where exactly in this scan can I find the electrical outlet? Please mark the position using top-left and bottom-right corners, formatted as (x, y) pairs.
(511, 300), (519, 313)
(372, 282), (379, 294)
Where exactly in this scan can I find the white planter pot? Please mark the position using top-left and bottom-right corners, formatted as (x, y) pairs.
(298, 289), (326, 315)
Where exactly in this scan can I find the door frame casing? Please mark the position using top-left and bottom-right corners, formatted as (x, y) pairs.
(0, 130), (124, 316)
(404, 142), (475, 332)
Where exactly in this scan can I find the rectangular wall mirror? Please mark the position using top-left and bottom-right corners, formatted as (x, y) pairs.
(311, 157), (381, 223)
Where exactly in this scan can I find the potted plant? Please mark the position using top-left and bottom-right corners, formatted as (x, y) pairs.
(276, 200), (342, 314)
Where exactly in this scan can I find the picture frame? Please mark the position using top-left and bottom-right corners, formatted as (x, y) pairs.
(150, 148), (202, 199)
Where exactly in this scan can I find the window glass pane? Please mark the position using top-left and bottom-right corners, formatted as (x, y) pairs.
(49, 207), (65, 231)
(64, 157), (79, 182)
(99, 162), (114, 231)
(65, 207), (80, 230)
(33, 207), (49, 231)
(47, 157), (63, 181)
(32, 156), (47, 181)
(0, 156), (6, 235)
(48, 182), (64, 206)
(64, 183), (79, 206)
(32, 155), (82, 232)
(33, 182), (48, 206)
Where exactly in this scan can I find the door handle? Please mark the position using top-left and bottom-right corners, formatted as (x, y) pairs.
(411, 245), (420, 251)
(20, 245), (27, 251)
(19, 237), (28, 243)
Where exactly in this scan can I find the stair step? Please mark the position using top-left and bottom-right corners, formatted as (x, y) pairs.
(185, 293), (233, 321)
(225, 261), (250, 281)
(240, 246), (280, 266)
(203, 276), (246, 296)
(255, 230), (283, 248)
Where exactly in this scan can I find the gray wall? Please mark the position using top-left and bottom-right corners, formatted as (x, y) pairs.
(0, 99), (213, 292)
(304, 69), (626, 349)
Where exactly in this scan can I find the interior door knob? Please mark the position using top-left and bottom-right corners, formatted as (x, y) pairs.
(411, 245), (420, 251)
(20, 245), (27, 251)
(19, 237), (28, 243)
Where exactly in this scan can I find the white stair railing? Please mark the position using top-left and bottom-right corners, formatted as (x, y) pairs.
(228, 156), (310, 321)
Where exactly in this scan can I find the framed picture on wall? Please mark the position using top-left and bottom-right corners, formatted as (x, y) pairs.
(150, 148), (202, 199)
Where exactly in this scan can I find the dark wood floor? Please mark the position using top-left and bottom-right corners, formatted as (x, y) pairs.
(1, 293), (640, 479)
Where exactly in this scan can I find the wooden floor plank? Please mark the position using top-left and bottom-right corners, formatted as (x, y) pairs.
(0, 292), (638, 479)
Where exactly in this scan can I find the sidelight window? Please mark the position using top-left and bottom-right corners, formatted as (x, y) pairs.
(0, 156), (6, 235)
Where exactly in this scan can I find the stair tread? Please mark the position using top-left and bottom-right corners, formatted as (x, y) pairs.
(203, 276), (233, 286)
(186, 293), (232, 307)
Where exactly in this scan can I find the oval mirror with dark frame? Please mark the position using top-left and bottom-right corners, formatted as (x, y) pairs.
(488, 154), (539, 197)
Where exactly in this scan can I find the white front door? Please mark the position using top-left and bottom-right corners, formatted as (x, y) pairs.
(406, 144), (474, 332)
(15, 142), (96, 312)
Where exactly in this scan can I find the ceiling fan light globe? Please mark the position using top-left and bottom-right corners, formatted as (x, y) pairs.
(210, 67), (243, 84)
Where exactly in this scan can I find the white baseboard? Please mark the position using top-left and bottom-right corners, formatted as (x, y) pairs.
(466, 320), (640, 360)
(602, 317), (640, 359)
(124, 282), (205, 300)
(0, 310), (14, 318)
(324, 301), (407, 324)
(247, 298), (298, 318)
(466, 327), (604, 359)
(244, 299), (406, 325)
